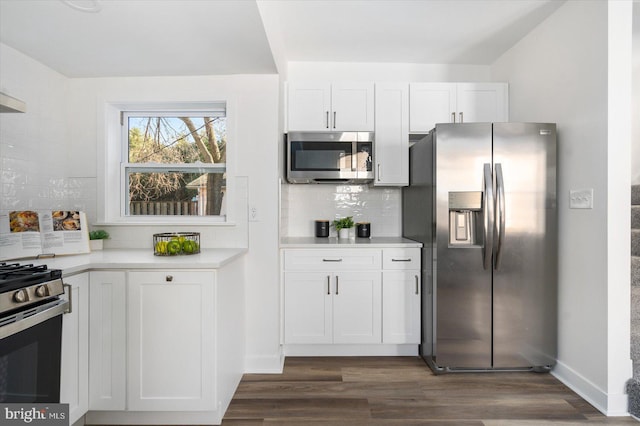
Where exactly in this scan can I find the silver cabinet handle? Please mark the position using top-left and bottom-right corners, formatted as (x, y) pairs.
(327, 275), (331, 295)
(377, 164), (381, 181)
(335, 276), (339, 295)
(322, 258), (343, 262)
(333, 111), (336, 129)
(166, 275), (173, 282)
(459, 112), (464, 123)
(63, 283), (72, 314)
(415, 275), (419, 295)
(325, 111), (329, 129)
(495, 163), (506, 270)
(391, 258), (411, 262)
(451, 112), (456, 123)
(482, 163), (494, 270)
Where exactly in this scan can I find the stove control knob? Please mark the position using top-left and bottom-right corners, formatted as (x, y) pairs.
(35, 285), (49, 298)
(13, 289), (28, 303)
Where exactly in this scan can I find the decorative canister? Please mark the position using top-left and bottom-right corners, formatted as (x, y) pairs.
(315, 220), (330, 238)
(356, 222), (371, 238)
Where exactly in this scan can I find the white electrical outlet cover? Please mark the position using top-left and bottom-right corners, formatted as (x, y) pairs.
(569, 189), (593, 209)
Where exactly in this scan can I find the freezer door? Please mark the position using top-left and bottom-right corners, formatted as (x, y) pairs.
(433, 123), (493, 369)
(492, 122), (557, 368)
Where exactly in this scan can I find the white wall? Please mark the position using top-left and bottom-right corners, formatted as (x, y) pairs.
(0, 43), (96, 217)
(633, 2), (640, 185)
(287, 61), (491, 82)
(491, 0), (632, 415)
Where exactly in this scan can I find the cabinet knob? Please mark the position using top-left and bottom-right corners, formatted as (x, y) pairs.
(166, 275), (173, 282)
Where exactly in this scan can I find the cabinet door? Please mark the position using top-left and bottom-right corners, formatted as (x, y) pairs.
(332, 271), (382, 344)
(374, 82), (409, 186)
(331, 82), (375, 131)
(287, 82), (331, 131)
(60, 273), (89, 424)
(409, 83), (456, 132)
(456, 83), (508, 123)
(382, 271), (421, 344)
(127, 270), (215, 411)
(284, 271), (333, 344)
(89, 271), (126, 411)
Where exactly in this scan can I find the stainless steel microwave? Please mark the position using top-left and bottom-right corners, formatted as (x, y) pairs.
(286, 132), (374, 184)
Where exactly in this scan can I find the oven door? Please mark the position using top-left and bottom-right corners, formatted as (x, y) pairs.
(0, 299), (68, 403)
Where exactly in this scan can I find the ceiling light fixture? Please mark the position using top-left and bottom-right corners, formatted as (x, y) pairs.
(60, 0), (102, 13)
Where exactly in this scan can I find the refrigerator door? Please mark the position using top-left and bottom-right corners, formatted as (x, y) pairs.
(492, 123), (557, 368)
(433, 123), (493, 369)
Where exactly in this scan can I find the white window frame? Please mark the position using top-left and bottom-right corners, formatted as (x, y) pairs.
(100, 101), (236, 225)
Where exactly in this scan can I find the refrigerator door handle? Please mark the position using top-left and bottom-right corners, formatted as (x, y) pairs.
(494, 163), (506, 270)
(482, 163), (494, 270)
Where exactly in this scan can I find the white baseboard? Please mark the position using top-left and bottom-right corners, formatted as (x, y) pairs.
(552, 360), (630, 416)
(244, 351), (285, 374)
(283, 344), (419, 357)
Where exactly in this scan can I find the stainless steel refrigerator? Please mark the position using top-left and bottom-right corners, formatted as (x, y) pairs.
(403, 122), (557, 373)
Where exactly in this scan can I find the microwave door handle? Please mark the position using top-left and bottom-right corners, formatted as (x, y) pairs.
(351, 142), (357, 171)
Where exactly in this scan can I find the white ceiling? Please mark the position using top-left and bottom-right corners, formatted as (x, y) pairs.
(0, 0), (564, 78)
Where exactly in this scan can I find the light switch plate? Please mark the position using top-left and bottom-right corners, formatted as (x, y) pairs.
(569, 188), (593, 209)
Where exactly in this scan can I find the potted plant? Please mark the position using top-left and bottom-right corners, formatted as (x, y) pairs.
(332, 216), (354, 239)
(89, 230), (109, 251)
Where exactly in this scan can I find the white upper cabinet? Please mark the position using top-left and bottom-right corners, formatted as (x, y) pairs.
(287, 82), (374, 131)
(374, 82), (409, 186)
(409, 83), (457, 133)
(409, 82), (508, 132)
(455, 82), (508, 124)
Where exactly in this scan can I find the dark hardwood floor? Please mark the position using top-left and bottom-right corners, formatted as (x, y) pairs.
(222, 357), (637, 425)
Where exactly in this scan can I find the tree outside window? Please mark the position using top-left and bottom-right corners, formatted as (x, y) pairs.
(124, 111), (226, 217)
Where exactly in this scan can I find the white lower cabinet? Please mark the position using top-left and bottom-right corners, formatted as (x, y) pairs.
(89, 271), (127, 411)
(382, 271), (421, 344)
(283, 247), (420, 351)
(382, 248), (421, 344)
(284, 271), (381, 344)
(88, 270), (216, 412)
(60, 272), (89, 425)
(86, 259), (245, 425)
(127, 270), (215, 411)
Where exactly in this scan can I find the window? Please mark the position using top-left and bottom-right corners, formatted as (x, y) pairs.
(121, 107), (227, 219)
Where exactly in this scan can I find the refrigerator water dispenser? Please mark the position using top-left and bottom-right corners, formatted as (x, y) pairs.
(448, 191), (483, 247)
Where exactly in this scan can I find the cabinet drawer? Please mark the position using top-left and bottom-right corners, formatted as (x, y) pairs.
(382, 248), (420, 270)
(284, 249), (382, 271)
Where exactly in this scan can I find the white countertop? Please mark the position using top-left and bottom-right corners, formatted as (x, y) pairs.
(280, 236), (422, 248)
(22, 248), (247, 276)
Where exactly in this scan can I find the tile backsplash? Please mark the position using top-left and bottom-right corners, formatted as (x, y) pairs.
(280, 182), (402, 237)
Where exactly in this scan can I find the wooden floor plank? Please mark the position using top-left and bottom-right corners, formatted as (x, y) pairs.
(233, 380), (425, 400)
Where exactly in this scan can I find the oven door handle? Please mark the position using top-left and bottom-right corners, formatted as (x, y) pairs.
(0, 299), (69, 340)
